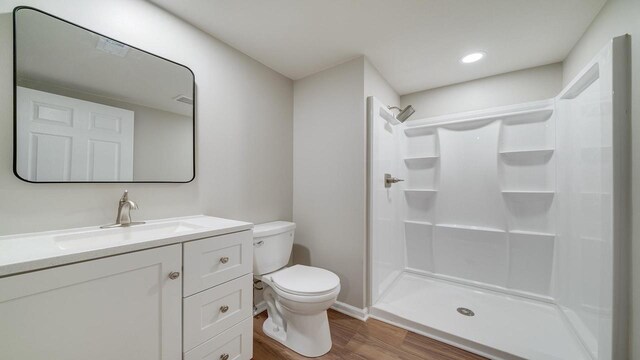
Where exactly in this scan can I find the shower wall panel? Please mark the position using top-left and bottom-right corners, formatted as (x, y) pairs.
(437, 121), (504, 229)
(400, 103), (557, 298)
(368, 97), (405, 304)
(554, 40), (624, 359)
(433, 225), (508, 286)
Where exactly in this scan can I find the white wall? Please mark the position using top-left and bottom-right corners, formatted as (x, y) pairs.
(0, 0), (293, 235)
(562, 0), (640, 358)
(364, 59), (400, 110)
(292, 56), (399, 309)
(131, 105), (192, 181)
(293, 57), (366, 308)
(400, 63), (563, 119)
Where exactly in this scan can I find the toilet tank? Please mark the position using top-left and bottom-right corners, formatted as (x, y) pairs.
(253, 221), (296, 275)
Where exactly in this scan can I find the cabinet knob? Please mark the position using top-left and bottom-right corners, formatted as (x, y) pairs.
(220, 305), (229, 313)
(220, 256), (229, 264)
(220, 354), (229, 360)
(168, 271), (180, 280)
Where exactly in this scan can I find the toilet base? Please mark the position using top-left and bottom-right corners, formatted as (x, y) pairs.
(262, 309), (332, 357)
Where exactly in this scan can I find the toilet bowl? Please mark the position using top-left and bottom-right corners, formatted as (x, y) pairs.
(253, 222), (341, 357)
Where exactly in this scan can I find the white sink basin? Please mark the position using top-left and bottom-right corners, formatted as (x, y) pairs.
(54, 221), (204, 250)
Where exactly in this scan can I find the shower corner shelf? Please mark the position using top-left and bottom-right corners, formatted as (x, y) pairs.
(501, 108), (554, 125)
(502, 190), (555, 195)
(403, 126), (437, 137)
(508, 230), (555, 237)
(404, 155), (440, 162)
(403, 189), (438, 193)
(404, 220), (433, 226)
(435, 223), (506, 233)
(498, 148), (555, 156)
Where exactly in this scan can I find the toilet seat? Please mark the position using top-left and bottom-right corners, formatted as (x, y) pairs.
(267, 265), (340, 298)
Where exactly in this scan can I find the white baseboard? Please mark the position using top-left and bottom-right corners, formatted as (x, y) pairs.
(255, 299), (369, 321)
(254, 300), (267, 316)
(331, 301), (369, 321)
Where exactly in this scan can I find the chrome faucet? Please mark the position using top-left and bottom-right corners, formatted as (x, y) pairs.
(101, 190), (145, 228)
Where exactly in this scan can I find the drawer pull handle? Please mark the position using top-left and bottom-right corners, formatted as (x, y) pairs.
(220, 354), (229, 360)
(220, 305), (229, 313)
(168, 271), (180, 280)
(220, 256), (229, 264)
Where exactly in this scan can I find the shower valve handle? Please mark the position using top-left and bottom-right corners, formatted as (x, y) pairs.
(384, 173), (405, 188)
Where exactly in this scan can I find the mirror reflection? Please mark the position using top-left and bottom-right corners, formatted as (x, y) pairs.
(14, 8), (195, 183)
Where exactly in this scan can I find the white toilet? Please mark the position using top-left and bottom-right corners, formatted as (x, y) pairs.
(253, 221), (341, 357)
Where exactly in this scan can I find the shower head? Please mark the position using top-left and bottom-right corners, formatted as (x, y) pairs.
(397, 105), (415, 122)
(388, 105), (415, 123)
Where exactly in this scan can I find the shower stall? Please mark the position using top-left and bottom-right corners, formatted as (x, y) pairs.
(367, 37), (630, 360)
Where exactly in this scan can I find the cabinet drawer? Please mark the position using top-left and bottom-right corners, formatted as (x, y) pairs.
(183, 274), (253, 352)
(183, 316), (253, 360)
(183, 230), (252, 296)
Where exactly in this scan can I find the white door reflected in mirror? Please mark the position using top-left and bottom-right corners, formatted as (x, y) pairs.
(16, 87), (134, 182)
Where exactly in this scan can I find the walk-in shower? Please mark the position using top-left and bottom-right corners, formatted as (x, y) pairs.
(367, 37), (630, 360)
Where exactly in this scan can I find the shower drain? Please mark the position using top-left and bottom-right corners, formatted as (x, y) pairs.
(456, 307), (475, 316)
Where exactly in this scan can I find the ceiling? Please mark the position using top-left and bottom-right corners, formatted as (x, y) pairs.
(149, 0), (607, 95)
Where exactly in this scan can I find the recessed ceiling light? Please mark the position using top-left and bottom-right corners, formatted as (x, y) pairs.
(460, 52), (486, 64)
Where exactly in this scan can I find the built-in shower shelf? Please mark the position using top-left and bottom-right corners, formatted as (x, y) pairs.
(499, 148), (554, 157)
(403, 126), (436, 137)
(501, 109), (554, 124)
(404, 189), (438, 194)
(502, 190), (555, 196)
(404, 108), (553, 136)
(404, 155), (439, 163)
(435, 223), (506, 233)
(509, 230), (555, 237)
(404, 220), (433, 226)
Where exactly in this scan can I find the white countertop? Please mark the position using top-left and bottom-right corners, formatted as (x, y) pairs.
(0, 215), (253, 277)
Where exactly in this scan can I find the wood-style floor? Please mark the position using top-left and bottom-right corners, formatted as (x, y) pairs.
(253, 310), (486, 360)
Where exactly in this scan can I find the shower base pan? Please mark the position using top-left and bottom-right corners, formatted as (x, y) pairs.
(369, 273), (589, 360)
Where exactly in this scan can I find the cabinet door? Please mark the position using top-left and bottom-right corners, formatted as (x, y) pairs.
(0, 245), (182, 360)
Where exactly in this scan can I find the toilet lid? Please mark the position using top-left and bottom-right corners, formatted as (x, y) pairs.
(270, 265), (340, 296)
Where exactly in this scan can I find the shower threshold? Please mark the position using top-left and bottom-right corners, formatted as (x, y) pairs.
(369, 273), (589, 360)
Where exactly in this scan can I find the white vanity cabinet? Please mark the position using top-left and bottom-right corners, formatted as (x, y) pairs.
(0, 216), (254, 360)
(0, 244), (183, 360)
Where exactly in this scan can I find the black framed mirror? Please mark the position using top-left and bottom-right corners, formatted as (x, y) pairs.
(13, 7), (195, 183)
